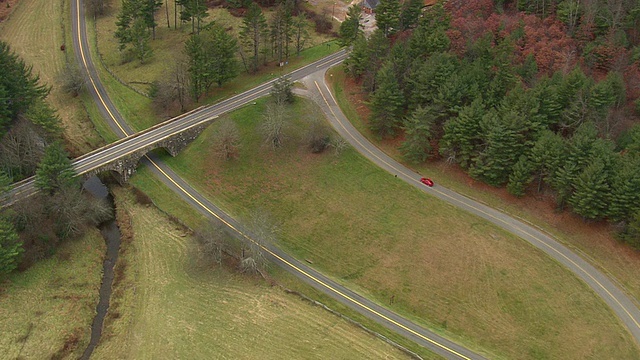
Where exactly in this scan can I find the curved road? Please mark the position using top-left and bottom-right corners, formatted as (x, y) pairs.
(70, 0), (484, 358)
(301, 72), (640, 343)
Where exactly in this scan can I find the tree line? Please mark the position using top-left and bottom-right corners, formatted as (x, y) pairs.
(339, 0), (640, 247)
(1, 42), (111, 278)
(115, 0), (316, 112)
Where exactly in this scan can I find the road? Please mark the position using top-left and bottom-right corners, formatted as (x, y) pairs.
(67, 0), (485, 358)
(301, 71), (640, 344)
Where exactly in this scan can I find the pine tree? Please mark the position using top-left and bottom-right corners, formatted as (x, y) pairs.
(608, 156), (640, 222)
(0, 218), (22, 277)
(338, 5), (362, 47)
(375, 0), (401, 37)
(470, 110), (526, 187)
(400, 106), (435, 163)
(569, 160), (611, 220)
(507, 155), (535, 197)
(440, 97), (485, 169)
(240, 3), (268, 73)
(399, 0), (424, 30)
(35, 142), (78, 195)
(0, 41), (49, 136)
(368, 61), (404, 137)
(206, 24), (239, 87)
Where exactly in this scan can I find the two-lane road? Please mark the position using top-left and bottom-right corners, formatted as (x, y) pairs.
(304, 71), (640, 345)
(68, 0), (485, 358)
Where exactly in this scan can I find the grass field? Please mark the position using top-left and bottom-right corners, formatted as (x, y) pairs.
(0, 229), (104, 359)
(327, 66), (640, 311)
(91, 186), (414, 360)
(0, 0), (104, 155)
(141, 96), (640, 359)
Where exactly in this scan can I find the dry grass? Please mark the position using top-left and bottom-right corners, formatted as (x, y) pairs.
(91, 186), (414, 360)
(0, 229), (104, 359)
(0, 0), (104, 155)
(155, 97), (640, 359)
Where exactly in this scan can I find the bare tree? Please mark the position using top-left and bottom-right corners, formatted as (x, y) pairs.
(212, 117), (241, 160)
(152, 55), (191, 113)
(240, 211), (276, 274)
(304, 112), (331, 153)
(0, 118), (46, 180)
(260, 102), (289, 149)
(86, 0), (112, 18)
(193, 222), (229, 266)
(58, 64), (85, 97)
(330, 136), (348, 155)
(48, 187), (113, 238)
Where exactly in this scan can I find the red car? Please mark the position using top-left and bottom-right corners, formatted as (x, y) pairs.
(420, 177), (434, 187)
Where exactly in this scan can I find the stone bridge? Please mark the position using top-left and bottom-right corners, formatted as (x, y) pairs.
(77, 110), (216, 184)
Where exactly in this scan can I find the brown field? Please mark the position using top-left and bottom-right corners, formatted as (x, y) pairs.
(91, 186), (415, 360)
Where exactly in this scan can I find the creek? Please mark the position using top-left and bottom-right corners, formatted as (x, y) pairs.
(80, 176), (121, 360)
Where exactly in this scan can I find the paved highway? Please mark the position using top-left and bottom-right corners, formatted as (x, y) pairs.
(302, 71), (640, 345)
(65, 0), (486, 358)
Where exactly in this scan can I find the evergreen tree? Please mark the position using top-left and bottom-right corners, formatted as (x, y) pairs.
(343, 34), (368, 78)
(368, 61), (404, 137)
(185, 33), (208, 100)
(399, 0), (424, 30)
(375, 0), (401, 36)
(206, 23), (239, 87)
(470, 110), (527, 186)
(569, 160), (611, 220)
(142, 0), (163, 39)
(115, 0), (153, 62)
(292, 13), (309, 56)
(177, 0), (209, 34)
(240, 2), (268, 73)
(270, 2), (293, 64)
(338, 5), (363, 47)
(528, 130), (566, 192)
(271, 76), (294, 105)
(400, 106), (435, 163)
(440, 97), (485, 169)
(0, 218), (22, 277)
(24, 99), (62, 137)
(35, 142), (78, 195)
(507, 155), (535, 197)
(0, 41), (49, 136)
(608, 156), (640, 222)
(617, 210), (640, 249)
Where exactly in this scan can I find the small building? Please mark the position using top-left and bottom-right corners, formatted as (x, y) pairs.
(362, 0), (379, 14)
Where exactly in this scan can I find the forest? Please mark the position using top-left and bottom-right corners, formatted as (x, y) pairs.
(340, 0), (640, 246)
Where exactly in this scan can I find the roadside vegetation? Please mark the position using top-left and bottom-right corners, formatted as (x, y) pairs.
(141, 93), (640, 359)
(91, 186), (413, 360)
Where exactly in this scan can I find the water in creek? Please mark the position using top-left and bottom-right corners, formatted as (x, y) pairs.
(80, 176), (121, 360)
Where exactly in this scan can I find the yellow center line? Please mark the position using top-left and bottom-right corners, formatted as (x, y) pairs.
(74, 4), (470, 354)
(314, 80), (640, 333)
(144, 155), (471, 360)
(76, 0), (129, 137)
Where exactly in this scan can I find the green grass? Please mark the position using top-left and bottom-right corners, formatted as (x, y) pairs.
(0, 229), (104, 359)
(327, 66), (640, 308)
(145, 97), (640, 359)
(92, 186), (414, 360)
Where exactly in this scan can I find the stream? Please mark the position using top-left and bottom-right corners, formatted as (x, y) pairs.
(80, 176), (121, 360)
